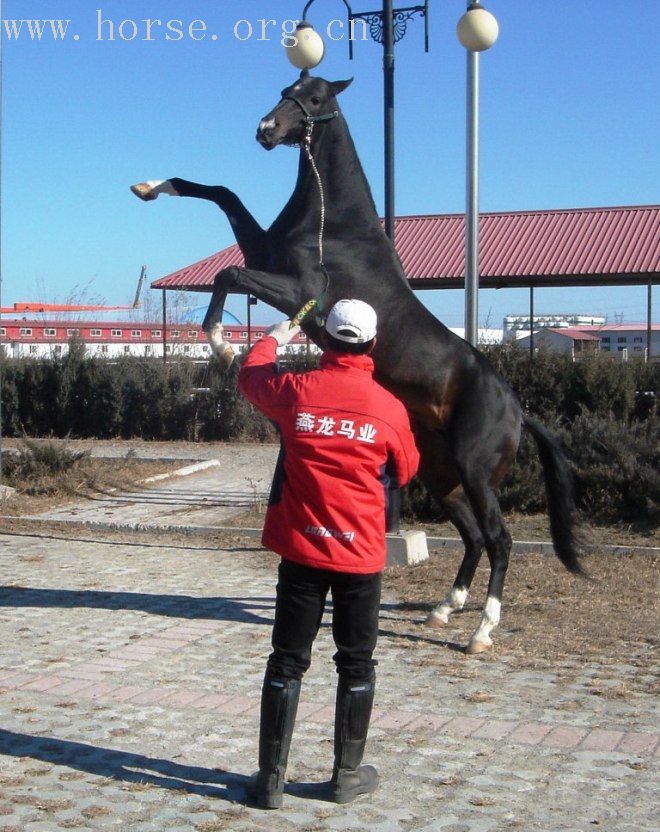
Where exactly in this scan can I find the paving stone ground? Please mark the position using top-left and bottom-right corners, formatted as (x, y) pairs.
(0, 526), (657, 832)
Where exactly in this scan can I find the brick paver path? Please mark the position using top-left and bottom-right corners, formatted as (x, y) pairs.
(0, 531), (657, 831)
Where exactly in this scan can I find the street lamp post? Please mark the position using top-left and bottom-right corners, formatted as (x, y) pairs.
(457, 1), (498, 347)
(290, 1), (429, 244)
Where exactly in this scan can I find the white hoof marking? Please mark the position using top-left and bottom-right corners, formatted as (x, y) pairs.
(469, 596), (501, 650)
(431, 587), (468, 624)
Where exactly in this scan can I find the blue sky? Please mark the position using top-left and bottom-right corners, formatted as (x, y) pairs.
(2, 0), (658, 327)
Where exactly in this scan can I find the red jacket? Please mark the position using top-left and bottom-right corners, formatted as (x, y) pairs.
(238, 336), (420, 573)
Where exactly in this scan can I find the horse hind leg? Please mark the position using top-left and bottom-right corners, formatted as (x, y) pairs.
(425, 488), (484, 628)
(460, 477), (512, 655)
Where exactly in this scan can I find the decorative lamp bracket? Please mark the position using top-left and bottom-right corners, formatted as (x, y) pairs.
(301, 0), (429, 61)
(349, 2), (429, 56)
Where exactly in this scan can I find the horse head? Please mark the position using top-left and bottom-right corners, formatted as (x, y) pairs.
(256, 74), (353, 151)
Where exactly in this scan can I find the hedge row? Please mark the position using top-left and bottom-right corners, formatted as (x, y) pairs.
(1, 345), (657, 523)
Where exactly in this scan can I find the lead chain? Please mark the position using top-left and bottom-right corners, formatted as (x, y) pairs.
(303, 121), (326, 268)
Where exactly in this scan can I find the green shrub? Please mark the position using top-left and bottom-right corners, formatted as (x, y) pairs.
(1, 347), (657, 524)
(563, 414), (659, 524)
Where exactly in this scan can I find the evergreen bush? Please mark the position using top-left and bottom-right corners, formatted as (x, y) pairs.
(0, 346), (657, 524)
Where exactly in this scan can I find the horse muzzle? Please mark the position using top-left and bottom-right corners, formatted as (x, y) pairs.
(256, 129), (278, 151)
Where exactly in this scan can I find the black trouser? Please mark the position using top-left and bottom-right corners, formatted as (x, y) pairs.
(267, 559), (382, 683)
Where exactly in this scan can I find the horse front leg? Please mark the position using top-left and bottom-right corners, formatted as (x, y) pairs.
(130, 179), (268, 269)
(202, 266), (310, 369)
(202, 285), (234, 370)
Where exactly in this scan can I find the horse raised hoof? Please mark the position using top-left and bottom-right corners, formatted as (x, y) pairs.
(130, 180), (178, 201)
(205, 323), (236, 370)
(424, 611), (449, 628)
(465, 638), (492, 655)
(131, 181), (159, 201)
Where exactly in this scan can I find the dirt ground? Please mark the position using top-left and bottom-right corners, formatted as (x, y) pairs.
(383, 548), (659, 695)
(424, 513), (658, 548)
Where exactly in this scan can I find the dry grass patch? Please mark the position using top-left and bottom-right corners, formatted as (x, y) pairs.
(1, 439), (177, 516)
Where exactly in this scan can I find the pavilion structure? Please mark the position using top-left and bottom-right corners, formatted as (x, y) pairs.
(151, 205), (660, 359)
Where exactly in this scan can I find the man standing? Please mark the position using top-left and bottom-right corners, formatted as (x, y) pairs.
(236, 299), (419, 809)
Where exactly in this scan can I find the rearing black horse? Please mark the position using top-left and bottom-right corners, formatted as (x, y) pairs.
(131, 73), (582, 654)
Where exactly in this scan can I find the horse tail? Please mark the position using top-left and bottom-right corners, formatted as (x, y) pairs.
(522, 415), (585, 576)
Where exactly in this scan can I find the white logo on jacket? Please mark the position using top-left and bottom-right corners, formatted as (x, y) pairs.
(295, 412), (377, 443)
(304, 525), (355, 542)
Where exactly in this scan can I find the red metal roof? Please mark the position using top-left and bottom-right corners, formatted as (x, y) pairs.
(546, 328), (601, 341)
(151, 205), (660, 292)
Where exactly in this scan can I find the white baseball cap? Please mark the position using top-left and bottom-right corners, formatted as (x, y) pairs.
(325, 299), (377, 344)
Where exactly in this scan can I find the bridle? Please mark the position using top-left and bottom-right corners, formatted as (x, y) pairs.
(280, 89), (339, 329)
(281, 90), (339, 126)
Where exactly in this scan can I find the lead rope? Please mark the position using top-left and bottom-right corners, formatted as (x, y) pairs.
(291, 121), (330, 328)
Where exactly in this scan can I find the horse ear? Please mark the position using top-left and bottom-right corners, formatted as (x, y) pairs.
(329, 78), (353, 97)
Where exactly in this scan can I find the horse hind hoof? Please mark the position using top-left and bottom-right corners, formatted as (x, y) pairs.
(130, 182), (159, 201)
(424, 611), (449, 628)
(465, 639), (492, 655)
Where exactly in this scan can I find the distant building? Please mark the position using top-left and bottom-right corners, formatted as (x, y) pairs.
(516, 323), (659, 361)
(582, 323), (660, 359)
(515, 328), (600, 359)
(503, 313), (606, 342)
(0, 320), (310, 360)
(1, 317), (506, 359)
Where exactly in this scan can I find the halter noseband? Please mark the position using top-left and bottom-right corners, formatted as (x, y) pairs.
(282, 93), (339, 125)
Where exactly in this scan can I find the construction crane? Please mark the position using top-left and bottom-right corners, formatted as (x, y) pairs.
(0, 266), (147, 315)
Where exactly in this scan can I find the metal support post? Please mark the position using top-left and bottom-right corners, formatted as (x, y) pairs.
(162, 290), (167, 363)
(383, 0), (395, 242)
(647, 277), (653, 363)
(464, 49), (480, 346)
(530, 286), (535, 359)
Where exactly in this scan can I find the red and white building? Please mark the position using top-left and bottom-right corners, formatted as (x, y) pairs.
(0, 320), (310, 360)
(0, 318), (504, 358)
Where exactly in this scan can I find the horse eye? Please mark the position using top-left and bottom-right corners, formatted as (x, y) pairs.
(311, 96), (321, 106)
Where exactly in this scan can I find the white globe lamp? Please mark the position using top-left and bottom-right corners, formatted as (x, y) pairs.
(457, 2), (499, 52)
(285, 21), (325, 70)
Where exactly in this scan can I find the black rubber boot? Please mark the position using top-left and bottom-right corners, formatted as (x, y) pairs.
(248, 673), (301, 809)
(331, 676), (379, 804)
